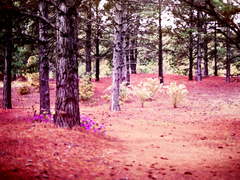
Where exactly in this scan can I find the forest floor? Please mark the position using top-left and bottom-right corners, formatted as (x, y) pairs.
(0, 73), (240, 180)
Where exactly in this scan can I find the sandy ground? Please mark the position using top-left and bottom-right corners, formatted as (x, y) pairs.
(0, 73), (240, 180)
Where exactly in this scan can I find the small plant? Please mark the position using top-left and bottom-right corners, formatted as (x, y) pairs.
(17, 86), (30, 95)
(80, 114), (106, 135)
(79, 73), (94, 102)
(131, 78), (163, 107)
(29, 111), (54, 124)
(166, 82), (188, 108)
(102, 82), (132, 104)
(16, 81), (31, 95)
(25, 72), (40, 92)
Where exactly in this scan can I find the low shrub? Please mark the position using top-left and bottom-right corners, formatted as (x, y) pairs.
(79, 73), (95, 102)
(166, 82), (188, 108)
(16, 80), (31, 95)
(17, 85), (30, 95)
(102, 82), (132, 104)
(131, 78), (163, 107)
(80, 114), (106, 135)
(25, 73), (40, 92)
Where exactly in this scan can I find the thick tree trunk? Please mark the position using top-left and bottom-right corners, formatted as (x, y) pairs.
(158, 0), (163, 84)
(39, 1), (50, 114)
(2, 10), (12, 109)
(111, 0), (122, 111)
(203, 22), (208, 77)
(196, 10), (202, 81)
(86, 0), (92, 76)
(226, 27), (230, 82)
(55, 1), (80, 128)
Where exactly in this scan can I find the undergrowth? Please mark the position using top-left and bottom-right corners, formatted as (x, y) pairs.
(166, 82), (188, 108)
(131, 78), (163, 107)
(79, 73), (95, 104)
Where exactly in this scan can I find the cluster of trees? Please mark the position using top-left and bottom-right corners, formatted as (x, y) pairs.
(0, 0), (239, 128)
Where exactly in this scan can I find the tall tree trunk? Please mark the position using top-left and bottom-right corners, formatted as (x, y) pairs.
(95, 1), (100, 81)
(203, 22), (208, 77)
(120, 2), (127, 85)
(196, 10), (202, 81)
(111, 0), (122, 111)
(86, 0), (92, 76)
(226, 27), (231, 82)
(158, 0), (163, 84)
(214, 21), (218, 76)
(39, 1), (50, 114)
(55, 1), (80, 128)
(189, 1), (193, 81)
(2, 6), (12, 109)
(130, 39), (136, 74)
(126, 3), (130, 86)
(126, 31), (130, 86)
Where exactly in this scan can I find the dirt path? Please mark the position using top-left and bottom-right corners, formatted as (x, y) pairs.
(0, 73), (240, 179)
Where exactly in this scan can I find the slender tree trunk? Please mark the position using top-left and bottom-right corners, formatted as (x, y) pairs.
(226, 27), (231, 82)
(134, 15), (140, 74)
(2, 8), (12, 109)
(126, 4), (130, 86)
(203, 22), (208, 77)
(95, 2), (100, 81)
(111, 0), (122, 111)
(189, 39), (193, 80)
(158, 0), (163, 84)
(134, 38), (138, 73)
(86, 0), (92, 76)
(189, 0), (193, 80)
(126, 32), (130, 86)
(95, 30), (100, 81)
(39, 1), (50, 114)
(130, 39), (136, 74)
(214, 21), (218, 76)
(196, 10), (202, 81)
(120, 2), (127, 85)
(55, 1), (80, 128)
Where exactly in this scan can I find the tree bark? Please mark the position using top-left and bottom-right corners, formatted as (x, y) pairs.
(158, 0), (163, 84)
(111, 0), (122, 111)
(2, 7), (12, 109)
(203, 22), (208, 77)
(126, 30), (130, 86)
(196, 10), (202, 81)
(130, 39), (136, 74)
(86, 0), (92, 76)
(189, 34), (193, 80)
(226, 26), (230, 82)
(189, 0), (193, 81)
(120, 1), (127, 85)
(54, 1), (80, 128)
(39, 1), (50, 114)
(95, 1), (100, 81)
(214, 21), (218, 76)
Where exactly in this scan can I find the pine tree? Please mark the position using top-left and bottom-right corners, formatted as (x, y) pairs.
(54, 0), (80, 128)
